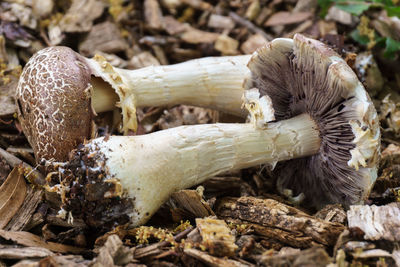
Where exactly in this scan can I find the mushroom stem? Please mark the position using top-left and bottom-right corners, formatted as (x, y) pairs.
(86, 55), (252, 132)
(91, 77), (120, 113)
(58, 113), (320, 226)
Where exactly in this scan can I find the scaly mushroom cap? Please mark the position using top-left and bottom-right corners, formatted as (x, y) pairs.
(16, 47), (94, 162)
(246, 34), (380, 207)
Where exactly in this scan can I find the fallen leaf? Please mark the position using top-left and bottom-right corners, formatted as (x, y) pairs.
(0, 167), (27, 229)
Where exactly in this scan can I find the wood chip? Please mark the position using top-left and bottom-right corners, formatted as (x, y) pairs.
(39, 255), (90, 266)
(0, 64), (19, 117)
(216, 197), (345, 246)
(325, 6), (352, 25)
(283, 20), (313, 38)
(0, 148), (45, 186)
(0, 167), (27, 229)
(258, 247), (331, 266)
(351, 248), (392, 259)
(5, 185), (43, 231)
(208, 14), (235, 30)
(170, 189), (214, 222)
(144, 0), (164, 30)
(128, 52), (160, 69)
(59, 0), (104, 32)
(313, 204), (347, 224)
(293, 0), (318, 13)
(0, 246), (53, 260)
(215, 35), (239, 55)
(245, 0), (260, 20)
(264, 11), (312, 27)
(180, 27), (219, 44)
(79, 21), (128, 57)
(163, 16), (187, 35)
(229, 12), (273, 41)
(0, 230), (85, 254)
(240, 33), (268, 54)
(181, 0), (212, 11)
(184, 248), (253, 267)
(227, 218), (315, 248)
(318, 20), (338, 36)
(196, 217), (238, 257)
(347, 202), (400, 241)
(92, 235), (132, 267)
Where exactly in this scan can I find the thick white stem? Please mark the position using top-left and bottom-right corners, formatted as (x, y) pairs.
(86, 55), (252, 132)
(90, 77), (119, 113)
(90, 114), (320, 225)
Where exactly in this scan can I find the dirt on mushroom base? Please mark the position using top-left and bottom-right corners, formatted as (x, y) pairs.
(46, 141), (134, 233)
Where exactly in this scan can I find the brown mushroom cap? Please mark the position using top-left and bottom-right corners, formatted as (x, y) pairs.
(246, 34), (380, 207)
(16, 46), (94, 162)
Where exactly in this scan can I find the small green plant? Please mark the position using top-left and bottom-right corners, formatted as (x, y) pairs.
(318, 0), (400, 16)
(318, 0), (400, 59)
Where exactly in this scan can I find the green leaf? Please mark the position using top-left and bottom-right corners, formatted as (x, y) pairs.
(385, 6), (400, 17)
(335, 2), (372, 15)
(318, 0), (334, 17)
(384, 37), (400, 59)
(350, 29), (370, 45)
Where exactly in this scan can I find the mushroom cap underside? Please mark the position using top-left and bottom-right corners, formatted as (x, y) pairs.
(246, 34), (380, 207)
(16, 46), (94, 162)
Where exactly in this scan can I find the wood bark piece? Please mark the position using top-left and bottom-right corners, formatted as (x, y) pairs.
(0, 246), (53, 259)
(216, 197), (345, 246)
(347, 202), (400, 241)
(5, 185), (43, 231)
(257, 247), (331, 267)
(39, 255), (90, 266)
(196, 217), (238, 257)
(0, 148), (45, 186)
(0, 167), (27, 229)
(184, 248), (254, 267)
(0, 230), (85, 254)
(170, 189), (214, 222)
(226, 218), (315, 248)
(201, 176), (243, 198)
(92, 235), (132, 267)
(133, 226), (193, 259)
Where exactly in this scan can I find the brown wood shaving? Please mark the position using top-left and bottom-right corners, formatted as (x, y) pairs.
(347, 202), (400, 241)
(216, 197), (345, 246)
(0, 167), (27, 229)
(0, 229), (85, 254)
(196, 217), (238, 257)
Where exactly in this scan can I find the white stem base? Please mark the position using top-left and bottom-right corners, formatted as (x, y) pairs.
(89, 114), (320, 226)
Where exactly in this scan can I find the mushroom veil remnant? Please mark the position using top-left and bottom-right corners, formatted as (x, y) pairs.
(16, 47), (252, 162)
(46, 34), (380, 229)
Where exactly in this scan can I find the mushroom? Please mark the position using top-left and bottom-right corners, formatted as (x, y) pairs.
(16, 47), (253, 162)
(47, 34), (380, 229)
